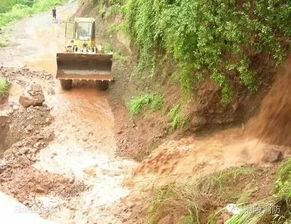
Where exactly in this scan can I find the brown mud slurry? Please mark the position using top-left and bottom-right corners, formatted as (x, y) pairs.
(134, 56), (291, 184)
(45, 85), (117, 155)
(249, 56), (291, 147)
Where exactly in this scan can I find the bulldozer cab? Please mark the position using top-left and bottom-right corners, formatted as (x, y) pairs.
(75, 18), (95, 41)
(65, 18), (96, 50)
(65, 18), (95, 40)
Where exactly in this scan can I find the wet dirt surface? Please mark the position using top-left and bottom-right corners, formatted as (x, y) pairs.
(0, 2), (138, 224)
(0, 4), (71, 72)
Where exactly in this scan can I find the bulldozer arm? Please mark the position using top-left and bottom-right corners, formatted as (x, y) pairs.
(56, 53), (113, 81)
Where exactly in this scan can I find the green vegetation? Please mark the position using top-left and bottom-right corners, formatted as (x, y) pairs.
(274, 158), (291, 199)
(148, 183), (200, 224)
(103, 42), (113, 53)
(0, 0), (65, 28)
(123, 0), (290, 102)
(228, 159), (291, 224)
(148, 161), (291, 224)
(113, 51), (128, 62)
(0, 78), (10, 95)
(147, 163), (291, 223)
(227, 198), (291, 224)
(227, 200), (279, 224)
(168, 104), (188, 130)
(129, 93), (164, 116)
(203, 166), (254, 201)
(0, 39), (7, 47)
(94, 0), (123, 19)
(148, 166), (256, 224)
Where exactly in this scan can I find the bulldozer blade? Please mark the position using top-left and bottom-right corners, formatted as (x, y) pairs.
(56, 53), (113, 81)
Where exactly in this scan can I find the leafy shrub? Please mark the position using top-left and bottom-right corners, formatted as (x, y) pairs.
(124, 0), (290, 101)
(150, 94), (164, 112)
(0, 78), (10, 95)
(129, 93), (164, 116)
(168, 104), (188, 130)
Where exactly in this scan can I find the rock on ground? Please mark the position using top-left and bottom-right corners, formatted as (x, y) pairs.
(19, 84), (45, 108)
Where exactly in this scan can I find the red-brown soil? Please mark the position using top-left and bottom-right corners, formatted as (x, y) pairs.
(249, 56), (291, 147)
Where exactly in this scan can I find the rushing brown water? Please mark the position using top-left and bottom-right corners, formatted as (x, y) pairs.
(251, 56), (291, 147)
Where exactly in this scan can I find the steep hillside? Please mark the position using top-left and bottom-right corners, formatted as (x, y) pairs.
(78, 1), (291, 223)
(80, 0), (290, 160)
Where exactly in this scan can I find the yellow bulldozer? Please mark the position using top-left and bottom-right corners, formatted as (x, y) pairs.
(56, 17), (113, 90)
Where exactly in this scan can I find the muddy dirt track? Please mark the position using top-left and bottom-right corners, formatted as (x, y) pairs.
(0, 2), (137, 224)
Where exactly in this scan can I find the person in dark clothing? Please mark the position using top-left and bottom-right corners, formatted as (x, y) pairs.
(52, 7), (56, 20)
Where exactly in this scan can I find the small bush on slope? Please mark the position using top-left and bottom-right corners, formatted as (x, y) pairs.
(0, 78), (10, 95)
(168, 104), (188, 130)
(129, 93), (164, 116)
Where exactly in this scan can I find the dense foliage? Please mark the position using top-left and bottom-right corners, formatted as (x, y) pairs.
(0, 0), (35, 13)
(123, 0), (290, 101)
(0, 0), (65, 28)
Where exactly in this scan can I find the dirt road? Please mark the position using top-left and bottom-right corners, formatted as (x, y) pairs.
(0, 2), (137, 223)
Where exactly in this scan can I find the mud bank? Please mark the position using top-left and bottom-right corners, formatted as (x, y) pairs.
(0, 115), (9, 156)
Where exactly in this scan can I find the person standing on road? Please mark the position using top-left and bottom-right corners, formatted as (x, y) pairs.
(52, 7), (57, 21)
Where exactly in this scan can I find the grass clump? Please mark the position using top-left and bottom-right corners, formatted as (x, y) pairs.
(199, 166), (254, 202)
(274, 158), (291, 199)
(148, 184), (200, 224)
(227, 201), (276, 224)
(0, 78), (10, 95)
(228, 160), (291, 224)
(148, 166), (256, 224)
(129, 93), (164, 116)
(227, 198), (291, 224)
(168, 104), (188, 130)
(113, 51), (128, 63)
(147, 161), (291, 224)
